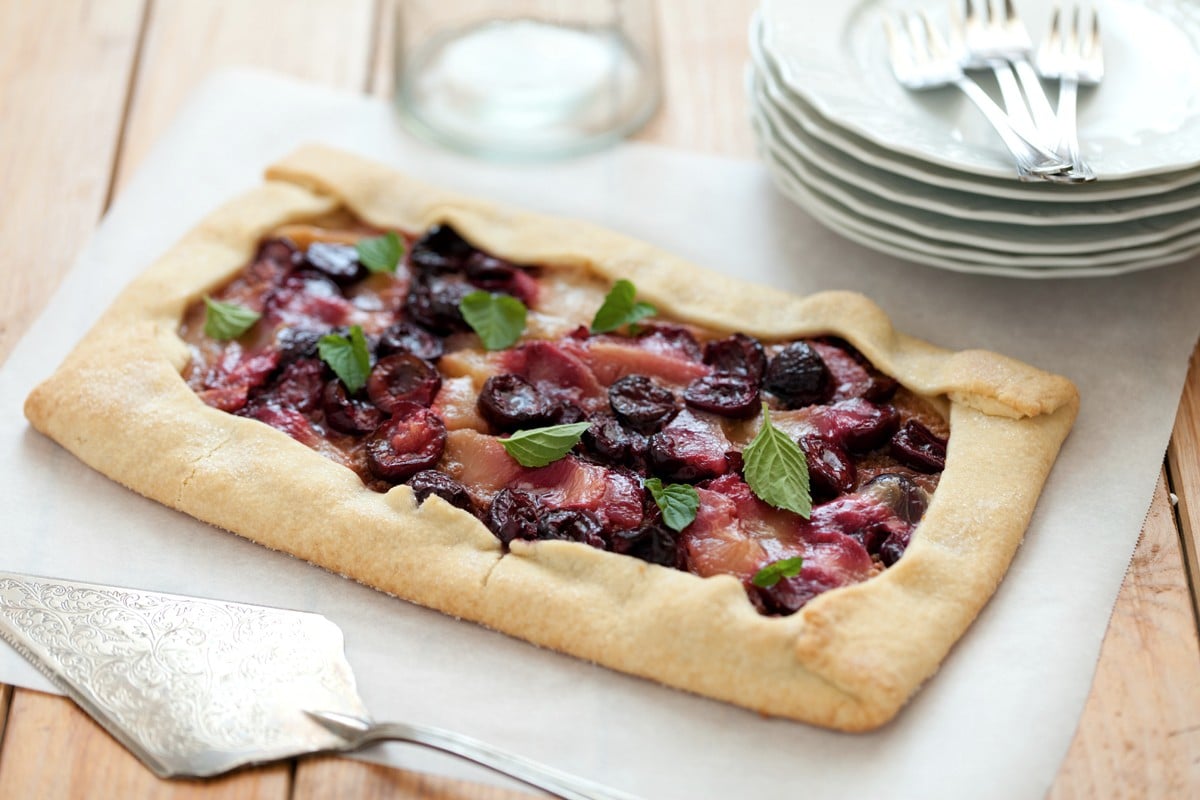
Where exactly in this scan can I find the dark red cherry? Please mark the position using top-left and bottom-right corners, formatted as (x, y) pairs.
(703, 333), (767, 380)
(367, 353), (442, 413)
(608, 375), (677, 434)
(365, 403), (447, 482)
(377, 321), (444, 361)
(890, 420), (947, 473)
(409, 224), (474, 275)
(764, 342), (832, 408)
(404, 274), (472, 333)
(859, 473), (929, 523)
(251, 358), (325, 413)
(879, 529), (913, 566)
(486, 488), (541, 545)
(477, 374), (554, 432)
(275, 327), (325, 365)
(303, 242), (364, 284)
(799, 435), (856, 499)
(683, 374), (760, 419)
(611, 522), (680, 567)
(407, 469), (473, 513)
(249, 238), (299, 284)
(322, 379), (385, 435)
(537, 508), (607, 549)
(582, 413), (648, 469)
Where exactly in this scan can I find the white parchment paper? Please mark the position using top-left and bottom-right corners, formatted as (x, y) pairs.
(2, 71), (1199, 800)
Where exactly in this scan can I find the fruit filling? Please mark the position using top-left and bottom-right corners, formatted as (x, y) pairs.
(179, 221), (948, 616)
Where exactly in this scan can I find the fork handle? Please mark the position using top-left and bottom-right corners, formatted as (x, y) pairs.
(1011, 58), (1060, 146)
(987, 59), (1035, 136)
(1045, 76), (1096, 183)
(350, 719), (640, 800)
(951, 76), (1068, 180)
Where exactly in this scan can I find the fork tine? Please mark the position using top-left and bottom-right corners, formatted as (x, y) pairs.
(1003, 0), (1017, 24)
(1069, 6), (1081, 56)
(1047, 6), (1063, 57)
(1084, 10), (1101, 60)
(920, 11), (953, 60)
(883, 15), (910, 73)
(905, 13), (929, 65)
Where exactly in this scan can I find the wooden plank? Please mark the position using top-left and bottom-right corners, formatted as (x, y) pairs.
(0, 0), (146, 365)
(0, 2), (377, 797)
(113, 0), (376, 191)
(0, 692), (288, 799)
(1168, 340), (1200, 624)
(633, 0), (759, 156)
(0, 684), (11, 748)
(1048, 472), (1200, 798)
(293, 755), (538, 800)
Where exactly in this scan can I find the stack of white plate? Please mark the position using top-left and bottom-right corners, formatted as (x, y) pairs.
(749, 0), (1200, 278)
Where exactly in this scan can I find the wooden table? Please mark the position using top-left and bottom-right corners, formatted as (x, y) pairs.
(1, 1), (1198, 797)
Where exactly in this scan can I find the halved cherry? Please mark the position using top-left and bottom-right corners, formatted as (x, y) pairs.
(799, 434), (856, 498)
(608, 374), (677, 434)
(407, 469), (473, 512)
(890, 420), (947, 472)
(683, 373), (759, 419)
(486, 488), (542, 545)
(365, 403), (447, 483)
(322, 379), (385, 435)
(477, 374), (553, 432)
(377, 321), (444, 361)
(367, 353), (442, 413)
(703, 333), (766, 381)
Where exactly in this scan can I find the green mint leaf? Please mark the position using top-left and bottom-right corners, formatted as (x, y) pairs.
(318, 325), (371, 394)
(644, 477), (700, 532)
(203, 297), (261, 341)
(460, 290), (527, 351)
(743, 404), (812, 518)
(590, 279), (657, 334)
(356, 231), (404, 274)
(500, 422), (592, 468)
(751, 556), (805, 588)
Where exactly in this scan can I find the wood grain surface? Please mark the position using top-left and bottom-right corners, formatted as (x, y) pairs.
(0, 1), (1197, 798)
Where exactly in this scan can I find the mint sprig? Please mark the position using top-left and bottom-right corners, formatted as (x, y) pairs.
(203, 297), (261, 341)
(500, 422), (592, 468)
(743, 404), (811, 518)
(356, 231), (404, 274)
(318, 325), (371, 394)
(460, 290), (527, 351)
(644, 477), (700, 532)
(752, 556), (805, 588)
(590, 279), (657, 334)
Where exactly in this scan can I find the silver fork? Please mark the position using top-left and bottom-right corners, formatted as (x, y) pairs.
(1036, 6), (1102, 183)
(885, 11), (1068, 180)
(960, 0), (1061, 150)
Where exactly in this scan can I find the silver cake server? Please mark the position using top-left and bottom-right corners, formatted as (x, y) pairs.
(0, 571), (636, 800)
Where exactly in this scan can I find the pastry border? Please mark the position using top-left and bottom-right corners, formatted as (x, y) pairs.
(24, 144), (1078, 731)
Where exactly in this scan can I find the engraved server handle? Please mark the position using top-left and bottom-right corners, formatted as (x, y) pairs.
(307, 711), (639, 800)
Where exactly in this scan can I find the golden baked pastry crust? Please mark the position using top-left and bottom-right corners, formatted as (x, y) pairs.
(24, 145), (1078, 731)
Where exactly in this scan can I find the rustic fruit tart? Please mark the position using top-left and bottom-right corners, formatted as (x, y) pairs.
(25, 146), (1078, 731)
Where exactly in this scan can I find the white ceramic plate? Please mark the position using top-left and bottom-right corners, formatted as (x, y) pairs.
(761, 0), (1200, 180)
(749, 62), (1200, 224)
(752, 114), (1200, 275)
(752, 69), (1200, 226)
(752, 95), (1200, 255)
